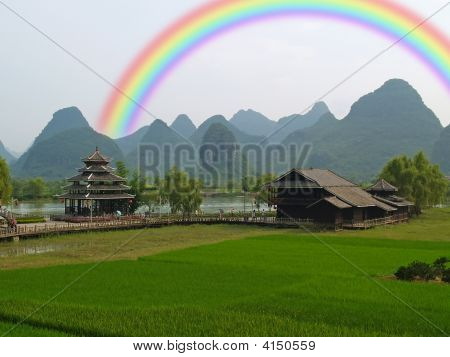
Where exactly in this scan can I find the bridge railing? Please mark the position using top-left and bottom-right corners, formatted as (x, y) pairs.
(0, 213), (409, 240)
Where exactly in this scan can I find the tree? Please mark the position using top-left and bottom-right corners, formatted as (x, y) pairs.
(129, 170), (146, 213)
(162, 166), (203, 217)
(116, 161), (129, 180)
(380, 151), (448, 214)
(24, 178), (48, 200)
(0, 158), (13, 205)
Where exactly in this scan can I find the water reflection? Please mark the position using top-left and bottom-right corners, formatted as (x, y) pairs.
(0, 245), (57, 258)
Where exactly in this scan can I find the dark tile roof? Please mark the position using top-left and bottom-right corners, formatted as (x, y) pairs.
(374, 195), (414, 207)
(268, 168), (356, 188)
(82, 148), (110, 163)
(307, 196), (352, 209)
(299, 169), (357, 187)
(268, 168), (401, 212)
(58, 193), (135, 200)
(367, 179), (398, 192)
(67, 172), (127, 182)
(78, 165), (115, 173)
(325, 186), (397, 211)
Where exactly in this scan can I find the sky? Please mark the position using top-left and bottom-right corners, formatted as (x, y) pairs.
(0, 0), (449, 153)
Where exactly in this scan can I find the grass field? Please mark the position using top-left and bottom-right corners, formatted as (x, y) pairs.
(0, 209), (449, 337)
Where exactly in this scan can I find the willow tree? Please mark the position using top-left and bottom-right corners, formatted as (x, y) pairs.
(162, 166), (203, 217)
(379, 152), (448, 214)
(0, 158), (13, 206)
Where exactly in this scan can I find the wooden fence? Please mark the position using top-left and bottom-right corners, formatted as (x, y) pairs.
(342, 213), (409, 229)
(0, 213), (409, 241)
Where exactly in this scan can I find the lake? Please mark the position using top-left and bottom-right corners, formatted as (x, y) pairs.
(9, 195), (271, 216)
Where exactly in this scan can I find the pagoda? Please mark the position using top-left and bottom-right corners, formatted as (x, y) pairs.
(59, 148), (134, 216)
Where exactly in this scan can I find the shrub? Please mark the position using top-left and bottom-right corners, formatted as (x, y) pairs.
(442, 269), (450, 283)
(433, 257), (449, 276)
(395, 266), (414, 281)
(395, 261), (434, 281)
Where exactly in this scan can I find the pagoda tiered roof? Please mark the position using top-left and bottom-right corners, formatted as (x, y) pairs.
(63, 184), (131, 191)
(82, 147), (111, 164)
(367, 179), (398, 193)
(59, 148), (135, 205)
(67, 172), (127, 182)
(77, 165), (115, 173)
(58, 193), (135, 200)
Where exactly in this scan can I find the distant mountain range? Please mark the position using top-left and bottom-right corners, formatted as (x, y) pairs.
(3, 78), (450, 181)
(0, 140), (16, 164)
(12, 109), (123, 180)
(283, 79), (443, 181)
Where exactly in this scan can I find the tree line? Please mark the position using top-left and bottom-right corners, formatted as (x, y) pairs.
(1, 151), (449, 214)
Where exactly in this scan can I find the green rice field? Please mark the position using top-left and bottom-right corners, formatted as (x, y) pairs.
(0, 209), (449, 337)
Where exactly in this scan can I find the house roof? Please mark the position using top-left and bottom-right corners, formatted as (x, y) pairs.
(268, 168), (399, 212)
(307, 196), (352, 209)
(367, 179), (398, 192)
(267, 168), (356, 188)
(374, 195), (414, 208)
(325, 186), (397, 212)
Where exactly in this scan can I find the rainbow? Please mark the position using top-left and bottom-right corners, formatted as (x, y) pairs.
(98, 0), (450, 137)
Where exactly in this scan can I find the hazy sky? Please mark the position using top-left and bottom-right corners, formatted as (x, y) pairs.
(1, 0), (449, 152)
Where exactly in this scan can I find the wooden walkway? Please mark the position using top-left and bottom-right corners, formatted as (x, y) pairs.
(0, 216), (313, 242)
(0, 214), (409, 242)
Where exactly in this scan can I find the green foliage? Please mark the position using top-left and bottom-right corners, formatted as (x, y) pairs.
(162, 166), (203, 216)
(432, 257), (449, 276)
(380, 151), (448, 213)
(24, 178), (48, 199)
(115, 161), (129, 180)
(0, 158), (13, 205)
(16, 217), (46, 224)
(129, 170), (146, 214)
(0, 230), (450, 336)
(395, 257), (449, 282)
(395, 261), (434, 281)
(442, 269), (450, 283)
(12, 179), (64, 201)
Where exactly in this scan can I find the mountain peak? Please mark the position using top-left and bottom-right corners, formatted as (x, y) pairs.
(309, 102), (330, 117)
(151, 119), (168, 128)
(171, 114), (196, 137)
(346, 78), (440, 128)
(205, 115), (228, 124)
(229, 109), (275, 137)
(380, 78), (415, 90)
(141, 118), (188, 145)
(35, 107), (90, 144)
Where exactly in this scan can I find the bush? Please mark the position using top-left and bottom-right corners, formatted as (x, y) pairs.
(433, 257), (449, 276)
(394, 266), (414, 281)
(395, 257), (449, 283)
(395, 261), (434, 281)
(442, 269), (450, 283)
